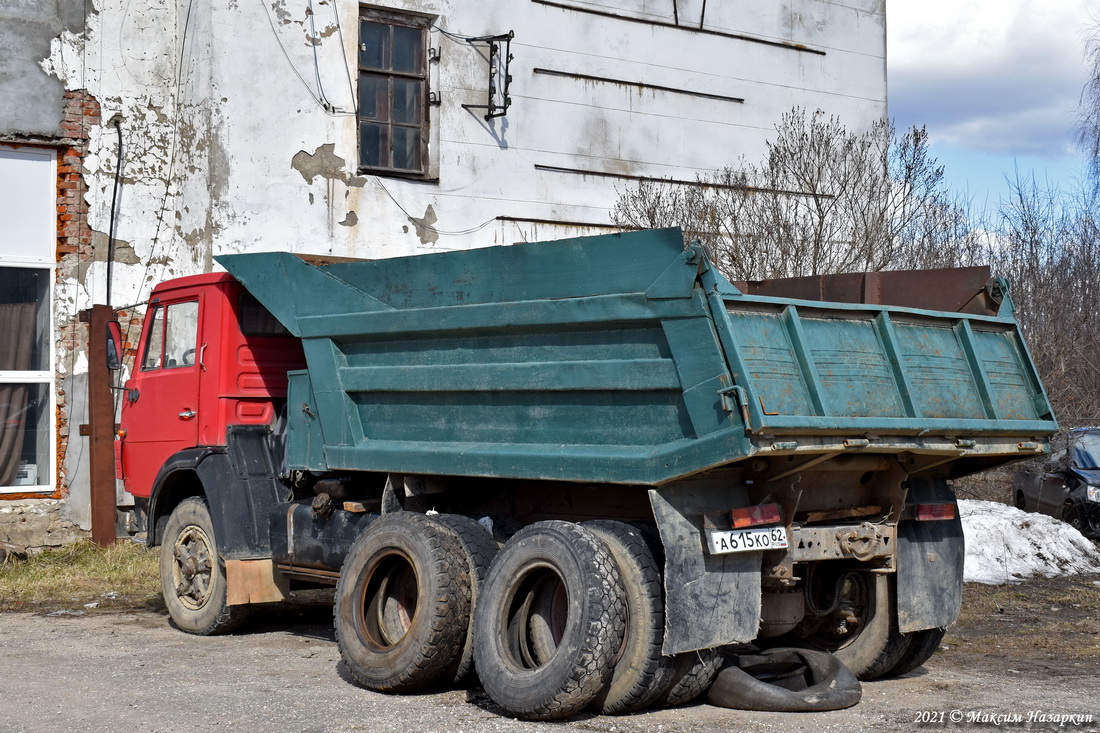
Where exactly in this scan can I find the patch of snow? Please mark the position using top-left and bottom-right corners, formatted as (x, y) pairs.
(960, 499), (1100, 584)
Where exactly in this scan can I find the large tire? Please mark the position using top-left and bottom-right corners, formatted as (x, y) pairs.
(159, 496), (249, 635)
(804, 571), (908, 681)
(334, 512), (470, 693)
(473, 521), (626, 720)
(889, 627), (946, 677)
(432, 513), (499, 685)
(653, 648), (723, 707)
(582, 520), (677, 714)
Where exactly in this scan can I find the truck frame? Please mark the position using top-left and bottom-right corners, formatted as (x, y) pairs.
(112, 228), (1056, 719)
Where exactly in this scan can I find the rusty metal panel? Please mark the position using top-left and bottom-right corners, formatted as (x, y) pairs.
(732, 266), (999, 316)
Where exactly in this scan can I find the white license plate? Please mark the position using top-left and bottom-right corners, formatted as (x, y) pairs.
(706, 526), (789, 555)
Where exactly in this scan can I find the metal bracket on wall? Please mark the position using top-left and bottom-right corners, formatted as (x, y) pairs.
(461, 31), (514, 120)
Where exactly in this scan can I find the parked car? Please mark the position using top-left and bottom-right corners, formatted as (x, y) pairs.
(1015, 428), (1100, 539)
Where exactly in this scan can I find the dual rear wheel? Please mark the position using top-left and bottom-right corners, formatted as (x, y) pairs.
(334, 515), (720, 719)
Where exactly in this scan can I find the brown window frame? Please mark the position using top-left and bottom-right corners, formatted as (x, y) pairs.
(358, 7), (432, 178)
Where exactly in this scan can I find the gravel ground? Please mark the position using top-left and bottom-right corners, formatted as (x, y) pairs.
(1, 593), (1098, 733)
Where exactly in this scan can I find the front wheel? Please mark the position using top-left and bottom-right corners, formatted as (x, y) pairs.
(159, 496), (248, 635)
(1063, 502), (1096, 535)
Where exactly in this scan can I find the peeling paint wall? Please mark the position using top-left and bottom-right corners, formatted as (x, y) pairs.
(45, 0), (886, 313)
(31, 0), (885, 525)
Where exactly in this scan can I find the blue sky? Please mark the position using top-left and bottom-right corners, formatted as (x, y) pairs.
(886, 0), (1095, 208)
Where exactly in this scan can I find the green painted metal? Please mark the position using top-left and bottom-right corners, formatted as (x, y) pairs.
(216, 228), (1056, 486)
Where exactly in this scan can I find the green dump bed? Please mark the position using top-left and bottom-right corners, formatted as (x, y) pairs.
(216, 228), (1055, 485)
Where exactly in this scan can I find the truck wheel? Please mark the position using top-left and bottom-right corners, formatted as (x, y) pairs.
(432, 513), (499, 685)
(159, 496), (248, 635)
(334, 512), (470, 693)
(1015, 490), (1027, 510)
(804, 571), (908, 680)
(473, 521), (626, 720)
(653, 648), (723, 707)
(887, 627), (946, 677)
(582, 520), (677, 714)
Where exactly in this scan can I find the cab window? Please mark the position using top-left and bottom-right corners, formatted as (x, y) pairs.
(141, 301), (199, 370)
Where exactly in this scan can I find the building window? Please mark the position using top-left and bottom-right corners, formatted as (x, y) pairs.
(359, 9), (430, 176)
(0, 145), (55, 495)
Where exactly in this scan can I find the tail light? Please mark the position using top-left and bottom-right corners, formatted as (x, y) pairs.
(915, 503), (957, 521)
(731, 502), (782, 528)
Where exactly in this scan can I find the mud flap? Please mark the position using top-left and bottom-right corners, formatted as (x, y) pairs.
(225, 559), (290, 605)
(707, 648), (862, 712)
(649, 482), (760, 655)
(896, 477), (965, 633)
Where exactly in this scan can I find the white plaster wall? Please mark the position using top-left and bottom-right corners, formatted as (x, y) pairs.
(45, 0), (886, 317)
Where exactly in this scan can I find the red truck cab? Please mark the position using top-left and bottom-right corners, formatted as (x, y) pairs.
(118, 273), (305, 499)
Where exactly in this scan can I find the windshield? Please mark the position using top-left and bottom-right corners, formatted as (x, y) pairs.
(1070, 431), (1100, 470)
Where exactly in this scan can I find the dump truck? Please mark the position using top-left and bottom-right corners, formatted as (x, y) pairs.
(112, 228), (1056, 719)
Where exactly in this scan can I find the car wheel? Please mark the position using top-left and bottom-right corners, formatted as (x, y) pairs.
(1063, 502), (1088, 533)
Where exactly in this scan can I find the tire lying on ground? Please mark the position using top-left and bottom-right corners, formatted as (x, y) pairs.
(706, 647), (862, 712)
(472, 520), (626, 720)
(160, 496), (249, 635)
(431, 513), (499, 685)
(334, 511), (471, 693)
(582, 520), (678, 715)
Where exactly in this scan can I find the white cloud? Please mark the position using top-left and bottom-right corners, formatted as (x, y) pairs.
(886, 0), (1094, 158)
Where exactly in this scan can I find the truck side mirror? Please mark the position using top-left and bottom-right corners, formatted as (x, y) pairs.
(106, 320), (123, 371)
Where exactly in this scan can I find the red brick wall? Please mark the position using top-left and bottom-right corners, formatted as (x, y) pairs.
(49, 90), (101, 503)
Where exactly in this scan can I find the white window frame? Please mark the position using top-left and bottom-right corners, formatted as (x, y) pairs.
(0, 145), (57, 495)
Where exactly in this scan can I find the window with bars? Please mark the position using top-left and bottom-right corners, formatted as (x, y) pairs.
(358, 9), (430, 176)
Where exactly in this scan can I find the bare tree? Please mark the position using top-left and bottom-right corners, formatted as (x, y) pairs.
(987, 172), (1100, 425)
(1079, 20), (1100, 186)
(613, 108), (980, 282)
(614, 108), (1100, 428)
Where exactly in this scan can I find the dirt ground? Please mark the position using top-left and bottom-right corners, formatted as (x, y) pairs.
(1, 575), (1098, 733)
(0, 576), (1091, 730)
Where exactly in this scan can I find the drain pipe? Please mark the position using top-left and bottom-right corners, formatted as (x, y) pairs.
(106, 115), (124, 307)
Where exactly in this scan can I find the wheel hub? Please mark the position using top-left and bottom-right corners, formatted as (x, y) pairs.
(172, 525), (214, 611)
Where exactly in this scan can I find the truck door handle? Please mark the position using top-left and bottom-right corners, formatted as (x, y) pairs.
(178, 410), (196, 420)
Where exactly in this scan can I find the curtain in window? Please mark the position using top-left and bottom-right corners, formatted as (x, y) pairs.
(0, 303), (34, 486)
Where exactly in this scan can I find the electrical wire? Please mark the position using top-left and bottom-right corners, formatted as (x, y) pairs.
(259, 0), (355, 115)
(374, 178), (498, 237)
(431, 23), (504, 44)
(328, 0), (358, 110)
(129, 0), (196, 363)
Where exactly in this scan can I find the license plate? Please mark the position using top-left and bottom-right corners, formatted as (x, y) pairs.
(706, 526), (789, 555)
